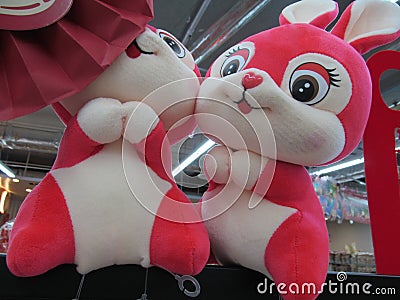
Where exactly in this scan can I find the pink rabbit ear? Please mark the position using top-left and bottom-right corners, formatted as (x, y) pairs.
(279, 0), (338, 29)
(331, 0), (400, 55)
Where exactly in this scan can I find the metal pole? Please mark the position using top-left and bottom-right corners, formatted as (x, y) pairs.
(189, 0), (272, 64)
(182, 0), (212, 45)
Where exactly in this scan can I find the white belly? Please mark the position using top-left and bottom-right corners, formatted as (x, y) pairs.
(52, 139), (172, 274)
(202, 181), (297, 278)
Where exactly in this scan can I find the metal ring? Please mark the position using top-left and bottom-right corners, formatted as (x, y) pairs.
(175, 274), (201, 297)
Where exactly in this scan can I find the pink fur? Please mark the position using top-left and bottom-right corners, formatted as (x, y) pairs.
(196, 0), (400, 299)
(7, 27), (209, 276)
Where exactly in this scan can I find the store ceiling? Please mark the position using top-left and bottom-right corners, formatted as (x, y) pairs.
(0, 0), (399, 198)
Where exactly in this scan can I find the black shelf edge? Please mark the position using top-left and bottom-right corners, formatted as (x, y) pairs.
(1, 254), (399, 299)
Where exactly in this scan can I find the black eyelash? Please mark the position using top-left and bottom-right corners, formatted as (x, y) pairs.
(326, 68), (341, 87)
(225, 46), (242, 57)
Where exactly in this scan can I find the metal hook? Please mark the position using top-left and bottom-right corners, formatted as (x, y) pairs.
(137, 293), (148, 300)
(174, 274), (201, 298)
(137, 268), (149, 300)
(72, 274), (85, 300)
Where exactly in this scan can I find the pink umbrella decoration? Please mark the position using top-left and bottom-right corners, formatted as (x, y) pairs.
(0, 0), (154, 121)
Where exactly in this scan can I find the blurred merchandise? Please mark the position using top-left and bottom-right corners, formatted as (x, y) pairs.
(0, 219), (14, 253)
(313, 176), (370, 224)
(329, 243), (376, 273)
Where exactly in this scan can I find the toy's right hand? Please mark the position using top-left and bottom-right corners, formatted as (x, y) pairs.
(77, 98), (124, 144)
(122, 101), (160, 144)
(231, 150), (267, 190)
(204, 145), (231, 184)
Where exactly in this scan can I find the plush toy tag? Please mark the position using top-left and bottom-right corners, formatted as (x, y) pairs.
(0, 0), (73, 30)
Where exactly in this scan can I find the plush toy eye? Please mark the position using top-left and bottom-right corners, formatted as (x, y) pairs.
(289, 63), (332, 105)
(159, 31), (186, 58)
(220, 47), (250, 77)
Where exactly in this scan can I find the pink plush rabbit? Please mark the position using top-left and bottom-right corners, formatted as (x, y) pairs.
(6, 24), (210, 277)
(195, 0), (400, 299)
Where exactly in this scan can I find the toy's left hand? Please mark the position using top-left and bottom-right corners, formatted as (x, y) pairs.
(123, 101), (160, 144)
(204, 146), (231, 184)
(77, 98), (125, 144)
(231, 150), (268, 190)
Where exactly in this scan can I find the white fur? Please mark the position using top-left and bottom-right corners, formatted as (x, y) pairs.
(77, 98), (124, 144)
(204, 146), (231, 184)
(52, 140), (172, 274)
(53, 27), (202, 274)
(197, 67), (346, 166)
(344, 0), (400, 44)
(77, 98), (160, 145)
(60, 28), (199, 143)
(123, 101), (159, 144)
(202, 183), (297, 278)
(281, 0), (337, 24)
(197, 77), (276, 157)
(231, 150), (268, 190)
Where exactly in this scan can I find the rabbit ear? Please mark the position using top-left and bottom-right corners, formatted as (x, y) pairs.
(331, 0), (400, 55)
(279, 0), (338, 29)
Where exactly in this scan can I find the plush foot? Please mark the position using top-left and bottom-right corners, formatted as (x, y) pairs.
(264, 212), (329, 300)
(149, 187), (209, 275)
(7, 174), (75, 277)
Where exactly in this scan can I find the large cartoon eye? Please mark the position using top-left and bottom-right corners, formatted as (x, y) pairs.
(289, 63), (335, 105)
(220, 47), (250, 77)
(159, 31), (186, 58)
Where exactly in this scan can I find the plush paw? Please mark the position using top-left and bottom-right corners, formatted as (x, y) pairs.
(123, 101), (160, 144)
(231, 150), (267, 190)
(7, 225), (73, 277)
(77, 98), (124, 144)
(6, 174), (75, 277)
(265, 211), (329, 300)
(150, 188), (210, 275)
(204, 146), (231, 184)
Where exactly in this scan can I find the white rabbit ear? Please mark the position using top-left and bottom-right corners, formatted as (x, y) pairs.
(279, 0), (338, 29)
(331, 0), (400, 54)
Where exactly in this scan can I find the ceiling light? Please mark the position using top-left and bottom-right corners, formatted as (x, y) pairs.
(0, 191), (7, 214)
(12, 178), (20, 183)
(0, 161), (15, 178)
(310, 157), (365, 176)
(25, 188), (32, 193)
(172, 139), (216, 177)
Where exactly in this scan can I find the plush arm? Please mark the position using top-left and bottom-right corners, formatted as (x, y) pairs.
(76, 98), (126, 144)
(53, 98), (124, 169)
(203, 145), (232, 185)
(122, 101), (160, 145)
(122, 102), (172, 181)
(203, 147), (269, 191)
(230, 150), (268, 191)
(54, 98), (164, 172)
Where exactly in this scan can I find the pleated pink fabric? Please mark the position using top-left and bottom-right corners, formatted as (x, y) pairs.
(0, 0), (153, 120)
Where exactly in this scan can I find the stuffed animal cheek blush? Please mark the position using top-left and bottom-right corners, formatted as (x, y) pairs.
(195, 0), (400, 299)
(3, 2), (209, 278)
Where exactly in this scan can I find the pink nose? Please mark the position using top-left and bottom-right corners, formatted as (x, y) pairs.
(242, 72), (263, 89)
